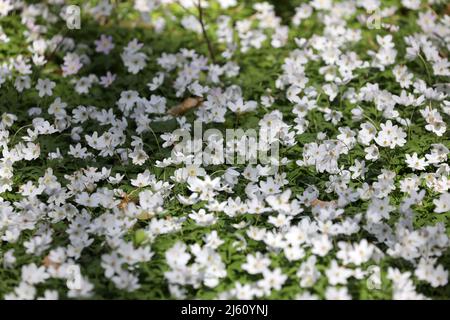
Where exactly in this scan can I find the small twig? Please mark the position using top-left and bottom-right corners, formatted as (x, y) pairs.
(196, 0), (216, 64)
(176, 2), (216, 63)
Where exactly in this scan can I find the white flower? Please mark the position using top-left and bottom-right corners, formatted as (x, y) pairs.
(36, 78), (56, 97)
(242, 252), (271, 275)
(95, 34), (115, 54)
(375, 120), (407, 149)
(433, 193), (450, 213)
(325, 286), (352, 300)
(21, 263), (49, 285)
(325, 260), (353, 285)
(188, 209), (217, 226)
(405, 153), (428, 171)
(311, 234), (332, 257)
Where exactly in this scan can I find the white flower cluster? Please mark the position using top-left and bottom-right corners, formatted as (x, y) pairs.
(0, 0), (449, 300)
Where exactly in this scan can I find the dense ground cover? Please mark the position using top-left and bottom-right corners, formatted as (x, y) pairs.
(0, 0), (449, 299)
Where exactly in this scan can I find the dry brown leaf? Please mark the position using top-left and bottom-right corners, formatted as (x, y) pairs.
(42, 255), (60, 270)
(118, 193), (137, 211)
(310, 198), (336, 208)
(168, 97), (203, 116)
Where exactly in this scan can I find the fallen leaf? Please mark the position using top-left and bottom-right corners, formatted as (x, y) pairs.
(310, 198), (336, 208)
(42, 255), (60, 270)
(168, 97), (203, 116)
